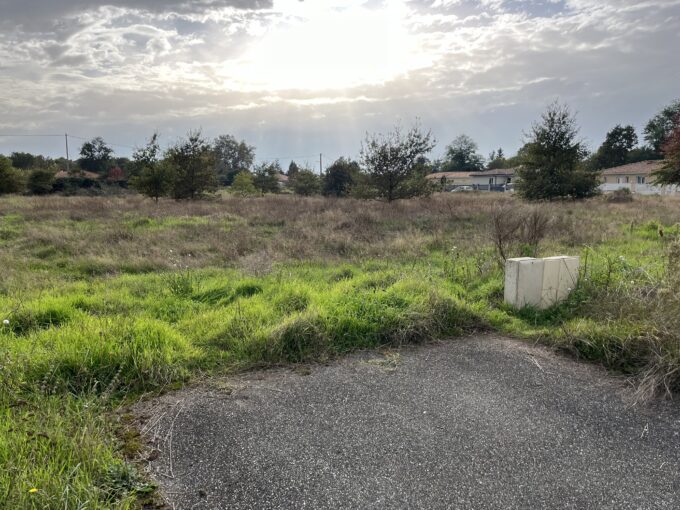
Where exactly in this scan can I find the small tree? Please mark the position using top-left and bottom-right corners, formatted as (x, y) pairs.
(323, 157), (359, 197)
(252, 161), (281, 194)
(27, 168), (56, 195)
(516, 102), (598, 201)
(361, 122), (435, 202)
(166, 131), (217, 199)
(79, 137), (113, 174)
(230, 171), (257, 196)
(652, 117), (680, 186)
(441, 134), (485, 172)
(130, 134), (172, 201)
(132, 161), (175, 202)
(644, 99), (680, 154)
(0, 156), (25, 194)
(213, 135), (255, 186)
(292, 169), (321, 196)
(594, 125), (638, 169)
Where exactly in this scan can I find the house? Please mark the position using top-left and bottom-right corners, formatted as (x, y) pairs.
(55, 170), (101, 180)
(469, 168), (517, 191)
(425, 171), (473, 190)
(276, 173), (289, 188)
(600, 160), (677, 195)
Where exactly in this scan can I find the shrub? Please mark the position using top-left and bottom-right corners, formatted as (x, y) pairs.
(27, 168), (56, 195)
(0, 156), (25, 194)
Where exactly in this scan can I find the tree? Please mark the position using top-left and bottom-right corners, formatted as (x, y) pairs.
(0, 156), (25, 194)
(166, 131), (217, 199)
(593, 125), (638, 169)
(652, 117), (680, 186)
(213, 135), (255, 186)
(79, 137), (113, 174)
(287, 161), (300, 179)
(323, 157), (359, 197)
(292, 169), (321, 196)
(131, 134), (174, 201)
(230, 171), (257, 196)
(516, 102), (598, 200)
(361, 122), (436, 202)
(27, 168), (56, 194)
(441, 134), (485, 172)
(644, 99), (680, 154)
(10, 152), (36, 169)
(132, 161), (175, 202)
(252, 161), (281, 194)
(487, 147), (506, 170)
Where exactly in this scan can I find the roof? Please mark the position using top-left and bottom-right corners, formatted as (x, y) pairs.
(425, 172), (471, 180)
(469, 167), (518, 177)
(601, 160), (663, 176)
(55, 170), (101, 179)
(276, 173), (289, 182)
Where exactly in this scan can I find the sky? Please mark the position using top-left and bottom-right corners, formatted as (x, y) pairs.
(1, 0), (679, 169)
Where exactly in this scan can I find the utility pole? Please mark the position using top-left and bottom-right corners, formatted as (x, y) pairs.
(65, 133), (70, 173)
(319, 153), (322, 176)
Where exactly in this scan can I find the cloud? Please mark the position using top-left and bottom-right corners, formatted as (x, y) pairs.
(1, 0), (679, 164)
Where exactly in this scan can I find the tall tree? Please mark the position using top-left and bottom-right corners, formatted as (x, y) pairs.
(213, 135), (255, 186)
(287, 160), (300, 178)
(652, 117), (680, 186)
(0, 156), (25, 194)
(79, 137), (113, 174)
(131, 134), (174, 202)
(644, 99), (680, 154)
(252, 161), (282, 194)
(594, 125), (638, 169)
(10, 152), (36, 169)
(487, 147), (506, 170)
(441, 134), (485, 172)
(516, 102), (598, 200)
(323, 157), (359, 197)
(361, 122), (435, 202)
(166, 131), (217, 199)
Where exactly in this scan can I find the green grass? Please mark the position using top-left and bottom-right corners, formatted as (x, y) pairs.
(1, 193), (680, 508)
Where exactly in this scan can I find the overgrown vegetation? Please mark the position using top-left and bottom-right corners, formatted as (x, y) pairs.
(1, 192), (680, 508)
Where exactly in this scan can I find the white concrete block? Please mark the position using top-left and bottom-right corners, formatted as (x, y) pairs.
(504, 257), (534, 306)
(505, 256), (579, 309)
(516, 258), (545, 308)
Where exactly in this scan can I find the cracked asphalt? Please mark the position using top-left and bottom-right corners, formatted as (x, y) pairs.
(135, 336), (680, 509)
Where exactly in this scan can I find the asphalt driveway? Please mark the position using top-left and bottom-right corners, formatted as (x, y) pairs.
(135, 336), (680, 509)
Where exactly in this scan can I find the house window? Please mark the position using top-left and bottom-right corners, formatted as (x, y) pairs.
(489, 178), (494, 185)
(637, 176), (646, 184)
(625, 176), (629, 183)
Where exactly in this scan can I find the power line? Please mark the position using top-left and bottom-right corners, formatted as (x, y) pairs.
(0, 134), (63, 137)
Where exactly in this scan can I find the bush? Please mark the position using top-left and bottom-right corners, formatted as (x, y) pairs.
(27, 168), (56, 195)
(0, 156), (25, 194)
(292, 169), (321, 196)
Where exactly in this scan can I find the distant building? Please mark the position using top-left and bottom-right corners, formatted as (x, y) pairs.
(54, 170), (101, 180)
(600, 160), (678, 195)
(276, 173), (289, 188)
(469, 168), (517, 191)
(425, 171), (474, 190)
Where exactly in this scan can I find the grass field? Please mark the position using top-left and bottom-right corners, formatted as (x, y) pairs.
(1, 192), (679, 508)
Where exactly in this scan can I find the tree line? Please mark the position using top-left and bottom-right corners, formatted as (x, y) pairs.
(1, 98), (679, 201)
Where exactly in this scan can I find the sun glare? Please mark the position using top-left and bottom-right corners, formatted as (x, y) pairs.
(221, 1), (431, 92)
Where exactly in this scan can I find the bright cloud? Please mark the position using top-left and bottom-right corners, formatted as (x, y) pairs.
(0, 0), (679, 165)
